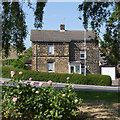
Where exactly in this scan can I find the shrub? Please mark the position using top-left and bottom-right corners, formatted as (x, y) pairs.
(116, 70), (120, 78)
(2, 67), (112, 86)
(2, 71), (82, 119)
(12, 59), (27, 70)
(3, 59), (15, 66)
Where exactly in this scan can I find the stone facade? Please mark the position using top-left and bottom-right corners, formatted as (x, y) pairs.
(32, 42), (69, 73)
(69, 41), (99, 74)
(32, 41), (99, 74)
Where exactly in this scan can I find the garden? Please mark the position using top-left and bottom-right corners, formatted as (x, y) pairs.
(1, 71), (82, 120)
(1, 69), (119, 119)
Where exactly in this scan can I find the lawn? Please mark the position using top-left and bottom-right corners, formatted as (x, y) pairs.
(75, 90), (119, 103)
(75, 90), (120, 119)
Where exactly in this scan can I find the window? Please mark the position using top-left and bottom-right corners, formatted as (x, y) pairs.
(47, 44), (54, 55)
(75, 66), (80, 73)
(80, 51), (86, 59)
(47, 62), (54, 72)
(69, 64), (80, 74)
(81, 64), (85, 74)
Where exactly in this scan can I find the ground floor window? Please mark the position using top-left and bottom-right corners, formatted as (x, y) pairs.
(69, 62), (80, 74)
(75, 66), (80, 73)
(70, 65), (80, 74)
(69, 62), (85, 74)
(47, 62), (54, 72)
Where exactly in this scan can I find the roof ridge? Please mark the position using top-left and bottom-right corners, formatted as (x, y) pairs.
(31, 29), (94, 32)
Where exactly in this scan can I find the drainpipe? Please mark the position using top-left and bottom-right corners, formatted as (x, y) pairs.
(84, 30), (86, 76)
(35, 43), (37, 71)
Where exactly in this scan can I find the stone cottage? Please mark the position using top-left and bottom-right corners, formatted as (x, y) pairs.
(30, 24), (100, 74)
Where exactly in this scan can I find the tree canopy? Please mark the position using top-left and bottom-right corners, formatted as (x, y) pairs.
(79, 1), (120, 65)
(2, 1), (46, 57)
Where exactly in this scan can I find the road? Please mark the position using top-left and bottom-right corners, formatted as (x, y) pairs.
(0, 78), (119, 92)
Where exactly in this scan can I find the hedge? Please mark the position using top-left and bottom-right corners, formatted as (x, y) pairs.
(116, 70), (120, 78)
(2, 66), (112, 86)
(3, 59), (15, 66)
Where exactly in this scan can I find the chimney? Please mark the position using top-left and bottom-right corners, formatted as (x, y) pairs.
(60, 24), (65, 31)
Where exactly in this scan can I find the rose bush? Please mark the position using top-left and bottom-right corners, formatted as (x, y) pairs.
(2, 71), (82, 120)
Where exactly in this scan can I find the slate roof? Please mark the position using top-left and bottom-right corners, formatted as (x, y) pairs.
(30, 30), (99, 42)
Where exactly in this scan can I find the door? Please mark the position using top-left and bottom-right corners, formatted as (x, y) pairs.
(101, 67), (115, 80)
(71, 66), (74, 73)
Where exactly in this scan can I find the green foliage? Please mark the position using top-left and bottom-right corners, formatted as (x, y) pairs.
(100, 25), (120, 65)
(2, 2), (27, 57)
(3, 59), (15, 66)
(18, 55), (28, 63)
(79, 2), (120, 65)
(116, 70), (120, 78)
(34, 2), (46, 28)
(24, 47), (32, 60)
(12, 59), (27, 70)
(2, 67), (112, 86)
(2, 72), (82, 119)
(76, 90), (119, 103)
(18, 47), (32, 63)
(2, 2), (46, 57)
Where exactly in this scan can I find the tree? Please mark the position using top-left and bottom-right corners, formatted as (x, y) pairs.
(2, 1), (46, 57)
(78, 1), (120, 65)
(12, 59), (27, 70)
(25, 47), (32, 59)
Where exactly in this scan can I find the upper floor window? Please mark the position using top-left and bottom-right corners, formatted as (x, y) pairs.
(47, 44), (54, 55)
(80, 51), (86, 59)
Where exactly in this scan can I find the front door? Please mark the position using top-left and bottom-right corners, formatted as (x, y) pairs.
(71, 66), (74, 73)
(69, 64), (80, 74)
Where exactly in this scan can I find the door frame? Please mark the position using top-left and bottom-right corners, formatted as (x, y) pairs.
(69, 61), (81, 74)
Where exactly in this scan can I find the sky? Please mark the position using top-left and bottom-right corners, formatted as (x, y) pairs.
(23, 2), (105, 49)
(23, 2), (86, 49)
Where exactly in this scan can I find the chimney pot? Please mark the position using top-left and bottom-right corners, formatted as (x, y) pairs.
(60, 24), (65, 31)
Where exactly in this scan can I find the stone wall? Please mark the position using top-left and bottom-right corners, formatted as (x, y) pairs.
(32, 41), (99, 74)
(36, 57), (69, 73)
(69, 41), (99, 74)
(32, 42), (69, 73)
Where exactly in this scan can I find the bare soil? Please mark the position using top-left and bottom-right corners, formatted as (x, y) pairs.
(77, 100), (120, 120)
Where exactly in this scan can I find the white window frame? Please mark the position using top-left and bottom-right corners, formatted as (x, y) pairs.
(69, 62), (81, 74)
(47, 44), (54, 55)
(80, 51), (86, 59)
(47, 62), (55, 72)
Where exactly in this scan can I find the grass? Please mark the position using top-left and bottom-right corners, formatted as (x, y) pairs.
(1, 86), (119, 119)
(75, 90), (119, 103)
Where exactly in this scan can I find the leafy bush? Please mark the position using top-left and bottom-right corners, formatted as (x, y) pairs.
(116, 70), (120, 78)
(2, 71), (82, 119)
(12, 59), (27, 70)
(2, 67), (112, 86)
(3, 59), (15, 66)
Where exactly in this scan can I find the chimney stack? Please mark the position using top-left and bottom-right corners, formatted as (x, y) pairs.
(60, 24), (65, 31)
